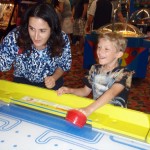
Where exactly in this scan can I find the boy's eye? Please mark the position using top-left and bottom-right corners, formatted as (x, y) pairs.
(97, 46), (101, 49)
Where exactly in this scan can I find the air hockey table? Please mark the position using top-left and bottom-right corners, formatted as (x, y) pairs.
(0, 80), (150, 150)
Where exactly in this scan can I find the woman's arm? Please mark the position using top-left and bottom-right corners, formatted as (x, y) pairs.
(0, 29), (18, 71)
(45, 67), (64, 89)
(52, 67), (64, 81)
(45, 32), (71, 89)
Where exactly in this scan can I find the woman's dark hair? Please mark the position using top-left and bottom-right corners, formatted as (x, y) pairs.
(16, 2), (65, 57)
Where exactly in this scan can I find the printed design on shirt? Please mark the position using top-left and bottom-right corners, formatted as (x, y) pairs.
(87, 65), (133, 107)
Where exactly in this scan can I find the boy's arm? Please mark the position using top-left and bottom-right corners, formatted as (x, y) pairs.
(57, 85), (92, 97)
(81, 83), (125, 116)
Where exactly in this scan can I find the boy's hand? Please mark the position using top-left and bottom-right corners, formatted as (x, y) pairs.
(57, 87), (71, 96)
(78, 108), (91, 117)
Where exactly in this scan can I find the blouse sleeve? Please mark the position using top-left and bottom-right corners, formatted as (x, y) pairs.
(57, 31), (72, 71)
(0, 29), (19, 71)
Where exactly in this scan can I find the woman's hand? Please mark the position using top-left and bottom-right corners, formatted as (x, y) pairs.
(44, 76), (56, 89)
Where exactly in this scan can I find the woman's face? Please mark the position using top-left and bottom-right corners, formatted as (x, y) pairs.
(28, 17), (51, 50)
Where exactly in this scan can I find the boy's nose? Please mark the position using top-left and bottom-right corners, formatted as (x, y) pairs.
(98, 49), (104, 54)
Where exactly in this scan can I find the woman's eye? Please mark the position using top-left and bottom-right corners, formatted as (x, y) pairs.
(29, 26), (34, 31)
(40, 29), (46, 33)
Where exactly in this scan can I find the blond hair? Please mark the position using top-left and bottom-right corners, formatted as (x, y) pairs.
(98, 32), (127, 52)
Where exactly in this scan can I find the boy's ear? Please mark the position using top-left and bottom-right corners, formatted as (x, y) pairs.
(117, 51), (124, 58)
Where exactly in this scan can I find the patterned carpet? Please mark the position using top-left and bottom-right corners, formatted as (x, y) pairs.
(0, 44), (150, 114)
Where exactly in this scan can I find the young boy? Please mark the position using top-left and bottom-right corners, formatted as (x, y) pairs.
(57, 32), (133, 117)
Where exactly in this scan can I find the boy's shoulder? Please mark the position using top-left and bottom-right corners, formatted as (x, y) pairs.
(90, 65), (133, 74)
(113, 66), (133, 73)
(90, 64), (101, 70)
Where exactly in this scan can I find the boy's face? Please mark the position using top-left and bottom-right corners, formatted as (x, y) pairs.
(96, 38), (123, 67)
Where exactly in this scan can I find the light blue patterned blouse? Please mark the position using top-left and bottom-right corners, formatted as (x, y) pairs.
(0, 28), (72, 83)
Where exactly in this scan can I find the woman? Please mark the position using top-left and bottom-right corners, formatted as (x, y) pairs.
(0, 3), (72, 90)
